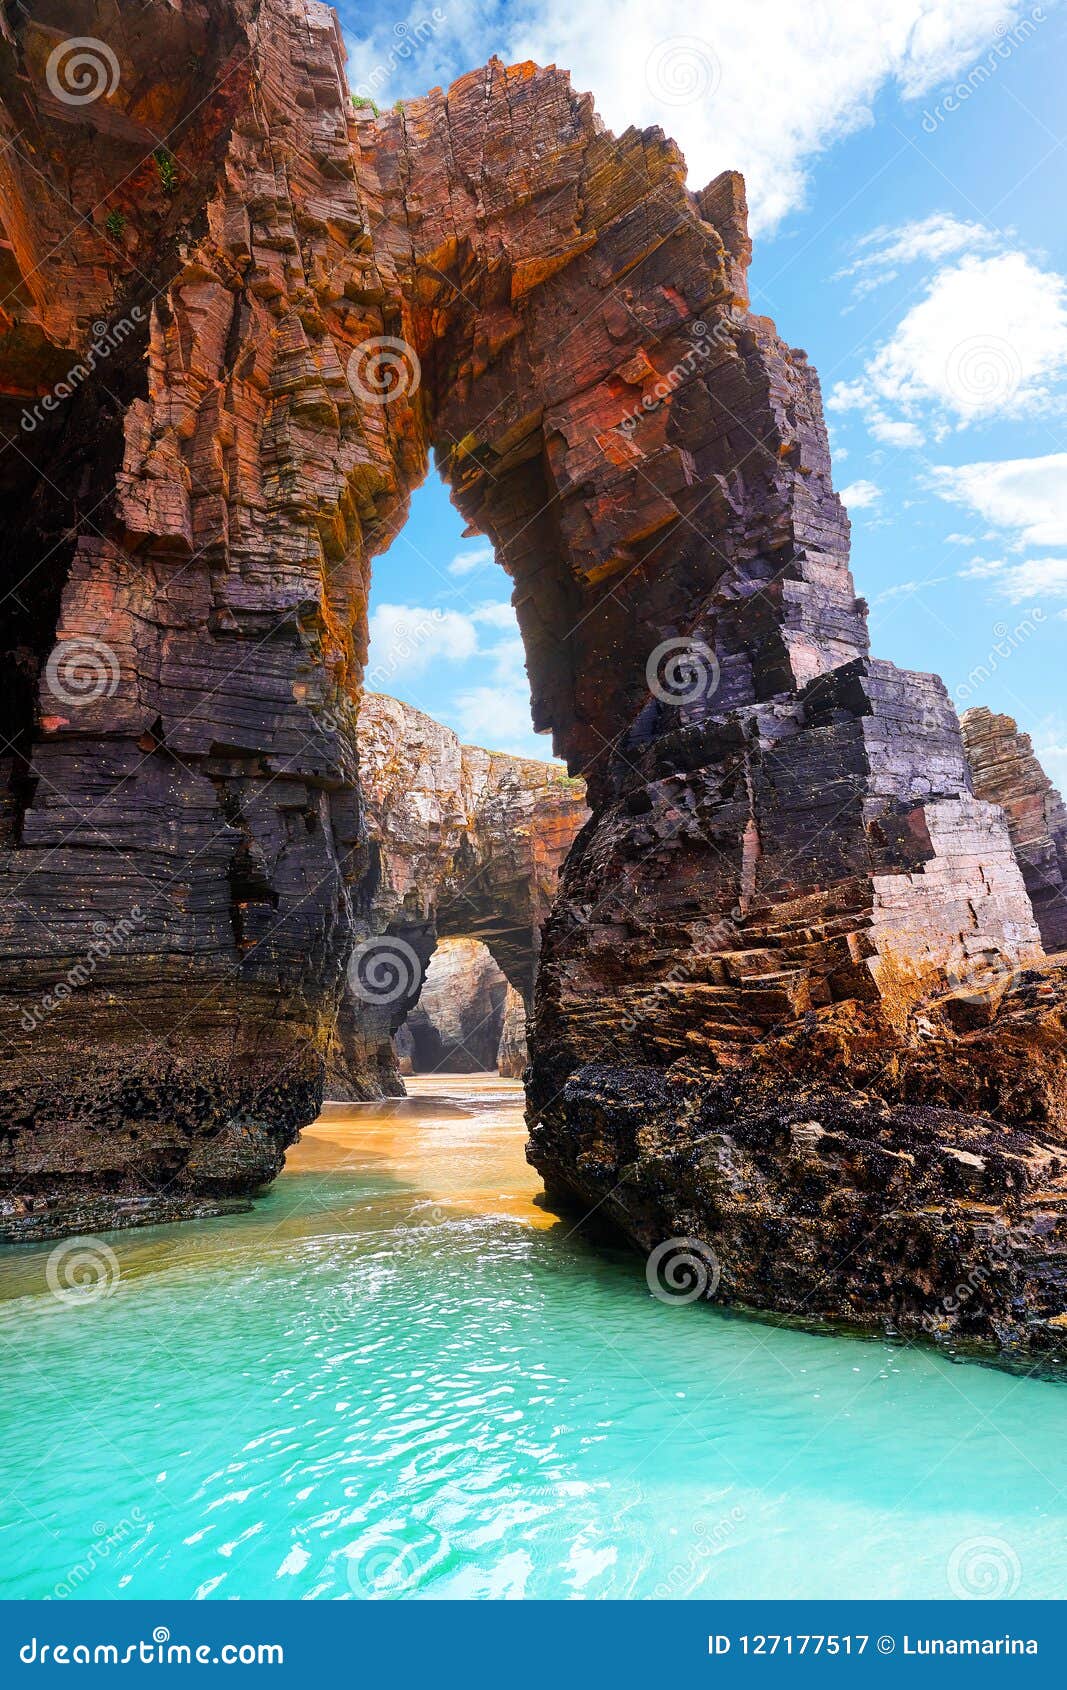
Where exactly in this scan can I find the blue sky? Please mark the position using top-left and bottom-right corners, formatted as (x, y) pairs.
(341, 0), (1067, 784)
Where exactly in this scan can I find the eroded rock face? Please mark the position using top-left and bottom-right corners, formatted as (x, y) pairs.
(496, 986), (528, 1080)
(404, 937), (508, 1074)
(1, 0), (383, 1236)
(326, 693), (587, 1097)
(961, 707), (1067, 955)
(1, 0), (1065, 1369)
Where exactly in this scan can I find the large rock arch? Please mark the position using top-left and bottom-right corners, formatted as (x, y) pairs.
(1, 1), (1066, 1366)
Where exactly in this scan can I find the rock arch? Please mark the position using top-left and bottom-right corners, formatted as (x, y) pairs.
(324, 694), (587, 1099)
(1, 0), (1066, 1366)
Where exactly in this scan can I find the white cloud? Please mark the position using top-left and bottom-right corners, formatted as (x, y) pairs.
(471, 601), (518, 629)
(1034, 721), (1067, 790)
(835, 213), (996, 296)
(832, 252), (1067, 439)
(959, 556), (1067, 602)
(931, 453), (1067, 549)
(448, 545), (494, 577)
(343, 1), (1048, 234)
(840, 478), (882, 510)
(453, 684), (548, 758)
(945, 532), (975, 545)
(869, 416), (925, 448)
(873, 575), (951, 604)
(367, 601), (478, 680)
(454, 630), (549, 757)
(365, 596), (552, 756)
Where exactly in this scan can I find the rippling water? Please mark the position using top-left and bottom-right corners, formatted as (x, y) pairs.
(2, 1074), (1066, 1601)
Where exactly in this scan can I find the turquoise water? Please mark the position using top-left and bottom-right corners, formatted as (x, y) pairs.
(2, 1075), (1066, 1602)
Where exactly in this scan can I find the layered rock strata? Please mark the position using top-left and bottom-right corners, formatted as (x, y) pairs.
(0, 0), (1065, 1371)
(496, 986), (528, 1080)
(404, 937), (508, 1074)
(961, 707), (1067, 954)
(325, 693), (586, 1097)
(0, 0), (382, 1236)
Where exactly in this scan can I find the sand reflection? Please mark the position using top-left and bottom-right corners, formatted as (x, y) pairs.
(291, 1074), (554, 1228)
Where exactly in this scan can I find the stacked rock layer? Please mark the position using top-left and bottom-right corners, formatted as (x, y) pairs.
(0, 0), (1066, 1371)
(325, 693), (587, 1098)
(961, 707), (1067, 955)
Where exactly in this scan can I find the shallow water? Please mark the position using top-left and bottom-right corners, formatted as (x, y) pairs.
(1, 1074), (1065, 1601)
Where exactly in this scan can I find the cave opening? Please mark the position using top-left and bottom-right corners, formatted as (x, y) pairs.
(326, 470), (586, 1103)
(394, 936), (525, 1079)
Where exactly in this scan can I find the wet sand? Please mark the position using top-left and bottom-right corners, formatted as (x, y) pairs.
(292, 1073), (554, 1227)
